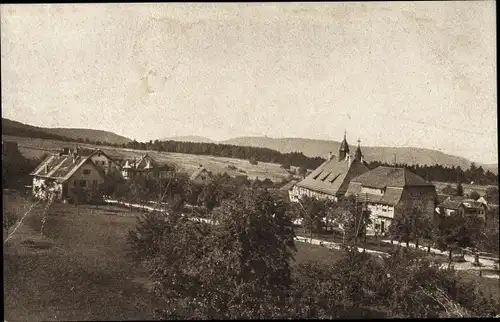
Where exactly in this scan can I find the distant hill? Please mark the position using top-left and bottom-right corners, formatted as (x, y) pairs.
(221, 136), (498, 174)
(161, 136), (215, 143)
(2, 118), (132, 145)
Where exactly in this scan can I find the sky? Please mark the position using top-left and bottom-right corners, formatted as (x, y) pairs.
(1, 2), (497, 164)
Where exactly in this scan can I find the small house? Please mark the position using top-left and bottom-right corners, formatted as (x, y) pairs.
(190, 166), (213, 185)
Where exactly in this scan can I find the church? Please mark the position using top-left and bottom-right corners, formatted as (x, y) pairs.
(289, 133), (370, 202)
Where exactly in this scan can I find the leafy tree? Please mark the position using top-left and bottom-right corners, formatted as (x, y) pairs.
(485, 186), (499, 204)
(468, 190), (481, 200)
(456, 183), (464, 197)
(280, 163), (291, 170)
(390, 204), (431, 248)
(249, 157), (258, 165)
(197, 182), (222, 212)
(298, 166), (308, 178)
(337, 196), (372, 246)
(147, 188), (296, 319)
(442, 184), (457, 195)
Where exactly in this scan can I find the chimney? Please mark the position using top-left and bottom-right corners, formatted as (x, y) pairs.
(328, 152), (333, 160)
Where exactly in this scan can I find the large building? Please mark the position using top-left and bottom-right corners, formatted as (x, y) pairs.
(346, 166), (437, 234)
(289, 133), (370, 202)
(30, 152), (106, 201)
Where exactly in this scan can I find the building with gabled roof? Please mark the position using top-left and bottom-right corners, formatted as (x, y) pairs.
(58, 146), (119, 176)
(346, 166), (437, 235)
(437, 196), (487, 219)
(30, 152), (106, 202)
(190, 165), (213, 185)
(280, 180), (298, 192)
(119, 153), (174, 180)
(289, 133), (369, 202)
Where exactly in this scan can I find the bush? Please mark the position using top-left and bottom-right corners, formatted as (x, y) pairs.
(280, 163), (291, 170)
(468, 191), (481, 200)
(3, 208), (18, 232)
(249, 157), (258, 165)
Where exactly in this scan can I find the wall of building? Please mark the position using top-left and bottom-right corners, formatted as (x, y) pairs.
(365, 203), (395, 235)
(289, 185), (337, 203)
(192, 170), (212, 185)
(396, 186), (437, 219)
(66, 161), (105, 200)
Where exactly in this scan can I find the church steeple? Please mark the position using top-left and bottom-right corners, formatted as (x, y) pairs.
(338, 130), (350, 161)
(354, 139), (363, 162)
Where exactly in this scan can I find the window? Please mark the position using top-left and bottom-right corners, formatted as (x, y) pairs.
(80, 180), (87, 187)
(74, 180), (77, 186)
(83, 169), (91, 175)
(92, 180), (97, 188)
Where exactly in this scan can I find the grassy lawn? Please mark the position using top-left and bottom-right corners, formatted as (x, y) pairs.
(293, 241), (344, 266)
(3, 194), (159, 321)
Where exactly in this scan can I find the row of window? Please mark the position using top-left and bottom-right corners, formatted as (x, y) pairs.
(73, 179), (98, 188)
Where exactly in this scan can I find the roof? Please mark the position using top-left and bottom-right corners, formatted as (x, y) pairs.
(438, 197), (486, 211)
(350, 166), (434, 189)
(436, 194), (450, 204)
(346, 182), (404, 206)
(438, 199), (462, 210)
(295, 156), (369, 196)
(30, 153), (105, 183)
(121, 154), (157, 170)
(190, 167), (211, 181)
(279, 180), (298, 191)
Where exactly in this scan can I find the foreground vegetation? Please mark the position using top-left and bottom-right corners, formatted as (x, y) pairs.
(3, 186), (499, 319)
(125, 188), (499, 319)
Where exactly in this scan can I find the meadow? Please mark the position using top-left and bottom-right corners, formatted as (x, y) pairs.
(433, 181), (496, 197)
(3, 135), (300, 183)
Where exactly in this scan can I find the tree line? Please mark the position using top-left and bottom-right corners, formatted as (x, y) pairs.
(79, 137), (499, 185)
(5, 130), (498, 186)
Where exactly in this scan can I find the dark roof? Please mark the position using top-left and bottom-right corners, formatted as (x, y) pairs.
(296, 156), (369, 196)
(279, 180), (298, 191)
(438, 199), (462, 210)
(350, 166), (433, 189)
(30, 154), (105, 182)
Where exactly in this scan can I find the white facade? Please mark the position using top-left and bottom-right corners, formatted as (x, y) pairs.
(366, 203), (395, 235)
(289, 185), (337, 203)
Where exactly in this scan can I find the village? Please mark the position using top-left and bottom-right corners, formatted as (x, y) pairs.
(3, 132), (499, 319)
(19, 133), (499, 240)
(2, 2), (498, 320)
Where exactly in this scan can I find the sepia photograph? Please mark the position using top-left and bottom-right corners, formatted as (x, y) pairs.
(2, 2), (498, 320)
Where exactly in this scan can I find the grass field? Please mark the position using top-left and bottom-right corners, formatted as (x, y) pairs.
(433, 181), (496, 197)
(3, 135), (300, 183)
(3, 194), (158, 321)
